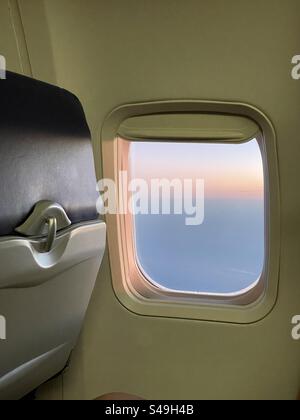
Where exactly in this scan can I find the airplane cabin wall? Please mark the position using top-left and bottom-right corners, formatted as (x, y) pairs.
(0, 0), (300, 400)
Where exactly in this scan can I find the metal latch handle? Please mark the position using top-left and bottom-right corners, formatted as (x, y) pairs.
(45, 217), (57, 253)
(15, 201), (71, 253)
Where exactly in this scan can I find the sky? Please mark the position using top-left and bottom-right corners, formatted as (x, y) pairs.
(128, 138), (265, 294)
(129, 139), (264, 200)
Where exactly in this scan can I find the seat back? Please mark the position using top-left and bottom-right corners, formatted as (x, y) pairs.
(0, 72), (106, 400)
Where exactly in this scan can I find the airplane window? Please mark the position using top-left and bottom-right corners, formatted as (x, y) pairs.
(128, 139), (265, 295)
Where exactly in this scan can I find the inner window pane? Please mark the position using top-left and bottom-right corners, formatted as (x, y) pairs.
(129, 139), (265, 295)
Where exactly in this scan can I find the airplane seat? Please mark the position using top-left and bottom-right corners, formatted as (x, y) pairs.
(0, 72), (106, 400)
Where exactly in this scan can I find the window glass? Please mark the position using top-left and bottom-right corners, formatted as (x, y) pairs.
(129, 139), (265, 295)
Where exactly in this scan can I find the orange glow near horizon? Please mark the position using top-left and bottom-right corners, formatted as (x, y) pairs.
(129, 139), (264, 200)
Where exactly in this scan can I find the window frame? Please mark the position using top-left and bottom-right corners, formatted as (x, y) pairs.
(101, 101), (280, 324)
(125, 136), (266, 298)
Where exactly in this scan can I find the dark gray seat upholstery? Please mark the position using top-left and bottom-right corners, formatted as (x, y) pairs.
(0, 71), (98, 236)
